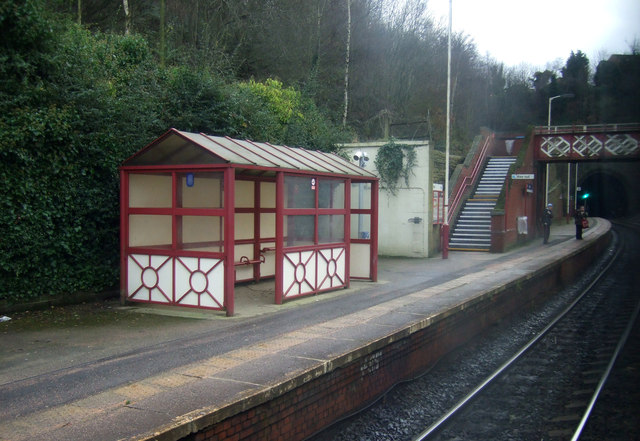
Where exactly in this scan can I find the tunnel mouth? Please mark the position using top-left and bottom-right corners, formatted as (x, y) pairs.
(578, 172), (628, 218)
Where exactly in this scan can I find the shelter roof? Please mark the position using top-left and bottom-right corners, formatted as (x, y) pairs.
(122, 128), (376, 178)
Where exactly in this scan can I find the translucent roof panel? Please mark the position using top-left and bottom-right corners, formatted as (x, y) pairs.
(122, 129), (376, 178)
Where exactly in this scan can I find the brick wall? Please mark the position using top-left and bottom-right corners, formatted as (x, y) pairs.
(183, 231), (611, 441)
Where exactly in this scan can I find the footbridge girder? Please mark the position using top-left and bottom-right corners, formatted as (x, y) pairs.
(534, 123), (640, 162)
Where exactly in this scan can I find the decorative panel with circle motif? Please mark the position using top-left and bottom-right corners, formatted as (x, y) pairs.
(317, 247), (346, 291)
(127, 254), (173, 303)
(283, 250), (316, 298)
(175, 257), (224, 308)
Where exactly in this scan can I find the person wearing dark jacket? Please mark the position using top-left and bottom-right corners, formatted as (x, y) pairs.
(574, 205), (588, 240)
(542, 203), (553, 244)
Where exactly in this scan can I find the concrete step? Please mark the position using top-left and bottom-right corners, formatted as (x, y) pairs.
(457, 221), (490, 226)
(454, 228), (490, 234)
(452, 238), (490, 244)
(460, 214), (491, 222)
(450, 232), (491, 238)
(449, 156), (516, 252)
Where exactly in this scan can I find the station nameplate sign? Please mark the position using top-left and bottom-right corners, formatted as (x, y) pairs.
(511, 174), (534, 180)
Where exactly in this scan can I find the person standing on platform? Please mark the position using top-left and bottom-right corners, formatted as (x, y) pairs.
(542, 203), (553, 244)
(574, 205), (588, 240)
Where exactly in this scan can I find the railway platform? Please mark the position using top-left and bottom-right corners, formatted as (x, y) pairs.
(0, 220), (611, 441)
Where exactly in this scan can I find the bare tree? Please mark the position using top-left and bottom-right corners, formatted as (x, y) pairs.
(122, 0), (131, 35)
(159, 0), (165, 67)
(342, 0), (351, 127)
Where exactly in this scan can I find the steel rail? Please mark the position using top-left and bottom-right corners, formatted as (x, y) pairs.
(571, 221), (640, 440)
(412, 238), (623, 441)
(571, 296), (640, 440)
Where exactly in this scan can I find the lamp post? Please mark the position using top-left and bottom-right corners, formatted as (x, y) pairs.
(442, 0), (452, 259)
(353, 150), (368, 168)
(547, 93), (574, 129)
(545, 93), (574, 208)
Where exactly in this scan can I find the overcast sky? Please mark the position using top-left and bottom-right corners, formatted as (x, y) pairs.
(427, 0), (640, 68)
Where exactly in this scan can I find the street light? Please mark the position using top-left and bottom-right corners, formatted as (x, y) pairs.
(545, 93), (574, 208)
(547, 93), (574, 129)
(353, 151), (369, 168)
(443, 0), (452, 259)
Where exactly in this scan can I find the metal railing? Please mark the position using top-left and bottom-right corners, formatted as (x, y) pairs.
(447, 133), (493, 224)
(534, 123), (640, 135)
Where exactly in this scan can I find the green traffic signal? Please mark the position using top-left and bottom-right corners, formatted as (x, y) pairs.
(581, 193), (590, 199)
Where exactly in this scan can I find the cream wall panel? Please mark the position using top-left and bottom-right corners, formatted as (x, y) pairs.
(260, 182), (276, 208)
(235, 180), (255, 208)
(129, 174), (172, 207)
(181, 175), (222, 208)
(129, 215), (172, 247)
(235, 213), (254, 240)
(182, 216), (222, 244)
(260, 213), (276, 238)
(350, 243), (371, 278)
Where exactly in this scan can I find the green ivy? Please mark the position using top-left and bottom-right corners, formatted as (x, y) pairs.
(0, 3), (350, 304)
(374, 139), (416, 195)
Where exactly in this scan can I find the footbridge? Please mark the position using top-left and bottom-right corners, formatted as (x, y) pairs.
(533, 123), (640, 218)
(444, 123), (639, 254)
(533, 123), (640, 162)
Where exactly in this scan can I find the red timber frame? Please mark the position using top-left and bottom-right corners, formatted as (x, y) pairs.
(120, 165), (236, 314)
(275, 173), (353, 304)
(121, 157), (378, 317)
(348, 179), (378, 282)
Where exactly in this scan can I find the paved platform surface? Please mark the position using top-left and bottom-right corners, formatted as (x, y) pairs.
(0, 220), (608, 441)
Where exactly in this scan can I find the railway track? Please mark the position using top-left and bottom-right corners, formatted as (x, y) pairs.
(309, 221), (640, 441)
(416, 222), (640, 441)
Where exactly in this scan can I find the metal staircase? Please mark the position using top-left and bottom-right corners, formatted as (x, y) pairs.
(448, 156), (516, 251)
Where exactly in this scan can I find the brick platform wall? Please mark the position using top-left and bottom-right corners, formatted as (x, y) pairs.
(183, 231), (611, 441)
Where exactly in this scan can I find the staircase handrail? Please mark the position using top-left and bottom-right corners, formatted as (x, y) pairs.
(447, 133), (493, 224)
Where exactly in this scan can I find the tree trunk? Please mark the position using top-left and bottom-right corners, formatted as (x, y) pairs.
(122, 0), (131, 35)
(159, 0), (166, 67)
(342, 0), (351, 127)
(312, 2), (325, 73)
(77, 0), (82, 24)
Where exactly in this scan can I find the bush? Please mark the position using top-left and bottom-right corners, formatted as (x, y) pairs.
(0, 7), (161, 302)
(0, 4), (349, 304)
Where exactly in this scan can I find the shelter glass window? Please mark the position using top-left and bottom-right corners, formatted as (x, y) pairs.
(284, 176), (315, 208)
(350, 182), (372, 240)
(350, 214), (371, 240)
(318, 215), (344, 244)
(284, 215), (315, 247)
(318, 179), (345, 209)
(350, 182), (371, 210)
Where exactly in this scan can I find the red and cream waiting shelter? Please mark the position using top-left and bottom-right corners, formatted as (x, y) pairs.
(120, 128), (379, 316)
